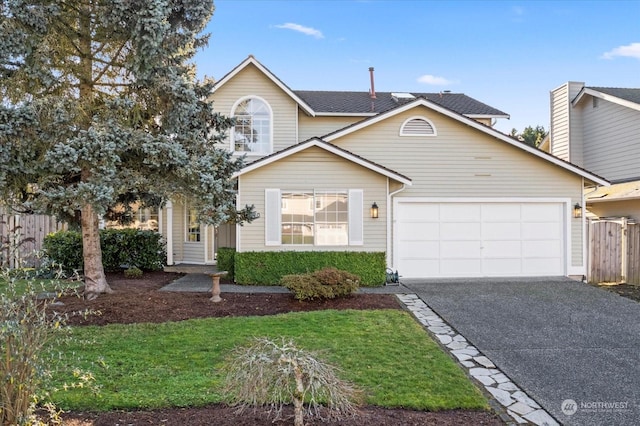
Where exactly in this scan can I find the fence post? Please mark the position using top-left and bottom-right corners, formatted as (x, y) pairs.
(621, 217), (628, 283)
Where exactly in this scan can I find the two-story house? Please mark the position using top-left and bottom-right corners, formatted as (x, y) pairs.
(159, 56), (606, 280)
(546, 82), (640, 221)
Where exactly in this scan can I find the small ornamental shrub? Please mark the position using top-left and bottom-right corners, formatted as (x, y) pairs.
(281, 268), (360, 301)
(223, 337), (361, 426)
(124, 266), (143, 279)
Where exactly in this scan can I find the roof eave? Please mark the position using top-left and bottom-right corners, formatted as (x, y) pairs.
(324, 98), (609, 186)
(573, 88), (640, 112)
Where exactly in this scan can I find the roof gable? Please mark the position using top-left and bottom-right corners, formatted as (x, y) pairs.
(573, 87), (640, 112)
(233, 138), (412, 185)
(322, 97), (609, 187)
(212, 55), (315, 116)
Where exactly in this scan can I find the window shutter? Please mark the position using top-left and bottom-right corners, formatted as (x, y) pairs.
(265, 189), (281, 246)
(348, 189), (364, 246)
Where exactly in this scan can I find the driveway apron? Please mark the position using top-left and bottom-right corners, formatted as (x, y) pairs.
(402, 277), (640, 426)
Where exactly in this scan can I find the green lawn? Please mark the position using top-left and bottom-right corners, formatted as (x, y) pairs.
(0, 276), (79, 297)
(48, 309), (489, 412)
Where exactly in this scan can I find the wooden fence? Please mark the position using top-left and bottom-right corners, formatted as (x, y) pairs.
(0, 208), (67, 269)
(588, 218), (640, 284)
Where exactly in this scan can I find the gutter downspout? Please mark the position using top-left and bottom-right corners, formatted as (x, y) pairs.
(386, 179), (408, 270)
(166, 200), (174, 266)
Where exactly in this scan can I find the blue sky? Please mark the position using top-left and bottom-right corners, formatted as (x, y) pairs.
(195, 0), (640, 134)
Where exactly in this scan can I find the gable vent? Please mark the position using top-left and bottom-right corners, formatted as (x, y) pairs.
(400, 117), (436, 136)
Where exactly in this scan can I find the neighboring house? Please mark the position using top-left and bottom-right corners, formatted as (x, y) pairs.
(548, 83), (640, 221)
(159, 56), (607, 279)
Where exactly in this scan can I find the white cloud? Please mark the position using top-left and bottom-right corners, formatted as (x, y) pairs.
(275, 23), (324, 39)
(601, 42), (640, 60)
(417, 74), (455, 86)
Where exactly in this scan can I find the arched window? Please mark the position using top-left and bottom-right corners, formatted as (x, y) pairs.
(231, 97), (272, 154)
(400, 117), (437, 136)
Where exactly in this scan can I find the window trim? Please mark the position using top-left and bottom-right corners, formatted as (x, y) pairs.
(399, 116), (437, 137)
(185, 206), (201, 243)
(230, 95), (274, 156)
(266, 188), (363, 247)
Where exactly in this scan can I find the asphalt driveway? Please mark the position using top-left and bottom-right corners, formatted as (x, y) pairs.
(402, 277), (640, 426)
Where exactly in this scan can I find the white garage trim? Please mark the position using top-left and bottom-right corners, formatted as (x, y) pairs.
(393, 197), (573, 278)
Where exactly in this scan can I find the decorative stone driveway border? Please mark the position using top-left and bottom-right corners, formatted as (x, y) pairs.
(397, 294), (559, 426)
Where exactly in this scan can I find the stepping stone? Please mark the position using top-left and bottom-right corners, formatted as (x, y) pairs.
(487, 387), (515, 407)
(446, 340), (468, 350)
(452, 347), (479, 357)
(473, 356), (495, 368)
(475, 375), (495, 386)
(492, 373), (510, 383)
(436, 334), (452, 345)
(512, 391), (541, 409)
(453, 334), (467, 342)
(469, 367), (496, 377)
(507, 410), (529, 424)
(461, 360), (476, 368)
(508, 401), (535, 416)
(523, 409), (559, 426)
(429, 326), (451, 334)
(451, 351), (472, 361)
(498, 382), (519, 392)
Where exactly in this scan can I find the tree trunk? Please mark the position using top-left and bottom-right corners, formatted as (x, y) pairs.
(81, 203), (112, 300)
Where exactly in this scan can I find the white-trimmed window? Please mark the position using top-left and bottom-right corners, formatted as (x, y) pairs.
(231, 97), (272, 154)
(400, 116), (437, 136)
(265, 189), (363, 246)
(186, 208), (201, 242)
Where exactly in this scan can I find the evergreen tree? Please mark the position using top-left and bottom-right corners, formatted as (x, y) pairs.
(0, 0), (255, 299)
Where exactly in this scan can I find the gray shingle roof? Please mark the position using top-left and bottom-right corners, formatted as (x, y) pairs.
(293, 90), (509, 117)
(588, 87), (640, 105)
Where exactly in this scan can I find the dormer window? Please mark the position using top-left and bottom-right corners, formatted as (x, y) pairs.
(400, 116), (437, 136)
(232, 96), (272, 154)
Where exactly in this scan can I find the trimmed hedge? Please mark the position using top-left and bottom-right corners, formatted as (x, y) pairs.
(43, 229), (166, 273)
(234, 251), (386, 287)
(216, 247), (236, 280)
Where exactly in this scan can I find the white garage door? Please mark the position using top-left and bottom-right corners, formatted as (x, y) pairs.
(396, 202), (565, 278)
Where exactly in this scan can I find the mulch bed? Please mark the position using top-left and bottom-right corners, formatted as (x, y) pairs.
(51, 271), (505, 425)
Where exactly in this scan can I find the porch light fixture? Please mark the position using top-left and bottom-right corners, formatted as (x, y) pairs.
(370, 202), (379, 219)
(573, 203), (582, 219)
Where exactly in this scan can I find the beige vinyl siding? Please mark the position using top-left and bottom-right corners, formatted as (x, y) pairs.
(588, 200), (640, 222)
(171, 201), (186, 262)
(238, 146), (388, 252)
(330, 107), (585, 267)
(297, 114), (363, 141)
(210, 64), (298, 154)
(577, 98), (640, 182)
(550, 83), (570, 160)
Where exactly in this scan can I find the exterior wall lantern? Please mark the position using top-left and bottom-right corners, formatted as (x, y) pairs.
(370, 202), (379, 219)
(573, 203), (582, 219)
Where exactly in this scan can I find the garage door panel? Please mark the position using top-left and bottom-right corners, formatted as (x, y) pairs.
(397, 201), (566, 278)
(402, 259), (440, 277)
(398, 240), (439, 259)
(482, 204), (521, 222)
(441, 259), (482, 276)
(522, 204), (561, 221)
(441, 222), (481, 240)
(398, 222), (439, 240)
(523, 258), (563, 275)
(522, 240), (562, 257)
(483, 240), (522, 257)
(483, 222), (521, 240)
(441, 241), (481, 258)
(440, 204), (480, 222)
(400, 203), (439, 221)
(483, 258), (523, 275)
(522, 222), (562, 240)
